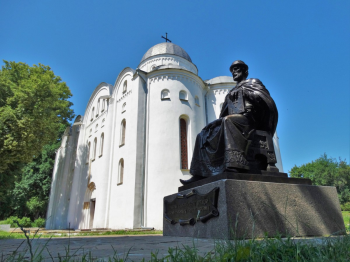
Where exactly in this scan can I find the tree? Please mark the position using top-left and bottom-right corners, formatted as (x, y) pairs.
(290, 153), (350, 208)
(0, 61), (74, 174)
(0, 61), (74, 211)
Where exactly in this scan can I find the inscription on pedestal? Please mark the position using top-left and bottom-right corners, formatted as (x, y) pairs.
(164, 187), (219, 226)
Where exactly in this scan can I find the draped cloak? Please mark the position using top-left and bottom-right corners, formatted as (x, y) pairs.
(189, 78), (278, 177)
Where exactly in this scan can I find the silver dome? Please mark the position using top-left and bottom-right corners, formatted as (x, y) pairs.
(140, 42), (192, 63)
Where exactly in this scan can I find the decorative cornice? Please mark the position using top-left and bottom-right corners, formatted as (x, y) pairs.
(213, 89), (230, 95)
(149, 74), (202, 89)
(117, 90), (132, 103)
(140, 57), (179, 69)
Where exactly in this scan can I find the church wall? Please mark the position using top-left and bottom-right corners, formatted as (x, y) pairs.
(83, 87), (111, 229)
(46, 125), (79, 229)
(107, 72), (138, 230)
(206, 84), (234, 122)
(65, 84), (113, 229)
(144, 70), (206, 229)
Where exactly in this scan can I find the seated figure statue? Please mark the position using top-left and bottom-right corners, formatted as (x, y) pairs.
(181, 60), (278, 185)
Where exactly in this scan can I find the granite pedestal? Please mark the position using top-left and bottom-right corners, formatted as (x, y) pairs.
(163, 176), (346, 239)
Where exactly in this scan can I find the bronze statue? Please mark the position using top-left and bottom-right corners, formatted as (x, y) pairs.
(181, 60), (278, 185)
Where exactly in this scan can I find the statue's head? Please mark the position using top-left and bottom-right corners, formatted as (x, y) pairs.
(229, 60), (249, 82)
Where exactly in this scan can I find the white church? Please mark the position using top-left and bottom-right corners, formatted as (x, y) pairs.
(46, 42), (283, 230)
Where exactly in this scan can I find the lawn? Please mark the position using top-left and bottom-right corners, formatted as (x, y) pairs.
(0, 229), (162, 240)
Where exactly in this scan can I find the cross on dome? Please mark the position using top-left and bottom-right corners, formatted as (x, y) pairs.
(161, 33), (171, 43)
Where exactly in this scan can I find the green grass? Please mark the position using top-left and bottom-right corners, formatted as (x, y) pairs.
(0, 229), (162, 240)
(1, 233), (350, 261)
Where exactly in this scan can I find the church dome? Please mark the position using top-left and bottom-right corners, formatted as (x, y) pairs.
(140, 42), (192, 63)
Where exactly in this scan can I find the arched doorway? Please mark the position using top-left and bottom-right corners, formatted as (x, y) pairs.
(80, 182), (96, 229)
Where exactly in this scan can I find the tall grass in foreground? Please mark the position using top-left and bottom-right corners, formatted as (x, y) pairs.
(1, 233), (350, 261)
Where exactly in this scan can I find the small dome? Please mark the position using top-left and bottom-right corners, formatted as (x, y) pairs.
(140, 42), (192, 63)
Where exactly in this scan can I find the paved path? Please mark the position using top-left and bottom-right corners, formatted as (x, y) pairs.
(0, 235), (216, 261)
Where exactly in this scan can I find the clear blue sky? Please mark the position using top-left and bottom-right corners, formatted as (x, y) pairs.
(1, 0), (349, 174)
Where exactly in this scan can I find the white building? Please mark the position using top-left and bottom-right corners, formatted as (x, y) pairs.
(46, 42), (283, 230)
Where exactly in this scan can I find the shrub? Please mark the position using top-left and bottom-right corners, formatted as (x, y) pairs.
(341, 202), (350, 211)
(18, 217), (32, 227)
(2, 216), (33, 227)
(32, 218), (45, 228)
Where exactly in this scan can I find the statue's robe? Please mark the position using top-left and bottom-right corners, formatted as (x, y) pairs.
(189, 78), (278, 177)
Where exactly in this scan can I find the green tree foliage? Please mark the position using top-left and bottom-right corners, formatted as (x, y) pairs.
(0, 61), (74, 175)
(0, 61), (74, 219)
(290, 153), (350, 208)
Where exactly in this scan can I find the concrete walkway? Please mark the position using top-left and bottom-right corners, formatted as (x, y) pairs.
(0, 235), (216, 261)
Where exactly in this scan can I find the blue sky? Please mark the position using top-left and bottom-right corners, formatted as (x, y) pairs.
(1, 0), (349, 174)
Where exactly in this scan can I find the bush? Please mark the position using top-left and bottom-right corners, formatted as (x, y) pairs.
(341, 202), (350, 211)
(32, 218), (45, 228)
(2, 216), (32, 227)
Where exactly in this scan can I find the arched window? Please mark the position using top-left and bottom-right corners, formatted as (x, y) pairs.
(123, 80), (127, 93)
(86, 141), (91, 164)
(161, 89), (170, 100)
(101, 99), (105, 112)
(151, 65), (156, 71)
(92, 138), (97, 161)
(120, 119), (126, 146)
(195, 96), (200, 106)
(122, 102), (126, 113)
(118, 158), (124, 185)
(180, 118), (188, 169)
(179, 90), (188, 101)
(99, 133), (104, 157)
(96, 100), (100, 117)
(91, 107), (95, 121)
(95, 124), (98, 132)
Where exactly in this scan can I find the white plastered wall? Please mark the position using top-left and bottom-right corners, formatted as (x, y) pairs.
(144, 70), (206, 229)
(106, 71), (139, 229)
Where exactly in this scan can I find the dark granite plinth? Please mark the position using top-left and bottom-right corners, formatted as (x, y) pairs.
(179, 172), (311, 192)
(164, 179), (345, 239)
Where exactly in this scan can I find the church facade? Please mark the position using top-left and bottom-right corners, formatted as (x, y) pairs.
(46, 42), (283, 230)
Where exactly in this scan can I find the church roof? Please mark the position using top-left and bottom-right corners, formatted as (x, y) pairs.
(140, 42), (192, 63)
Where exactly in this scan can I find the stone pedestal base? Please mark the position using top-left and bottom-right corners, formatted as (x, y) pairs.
(163, 179), (345, 239)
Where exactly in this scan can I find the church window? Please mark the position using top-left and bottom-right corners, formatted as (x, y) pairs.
(123, 80), (127, 93)
(95, 124), (98, 132)
(195, 96), (200, 106)
(151, 65), (156, 71)
(118, 158), (124, 185)
(161, 89), (170, 100)
(179, 91), (188, 101)
(86, 141), (91, 164)
(89, 128), (92, 137)
(91, 107), (95, 121)
(101, 99), (105, 112)
(102, 118), (105, 127)
(96, 100), (100, 117)
(180, 118), (188, 169)
(99, 133), (104, 157)
(92, 138), (97, 161)
(122, 102), (126, 113)
(120, 119), (126, 146)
